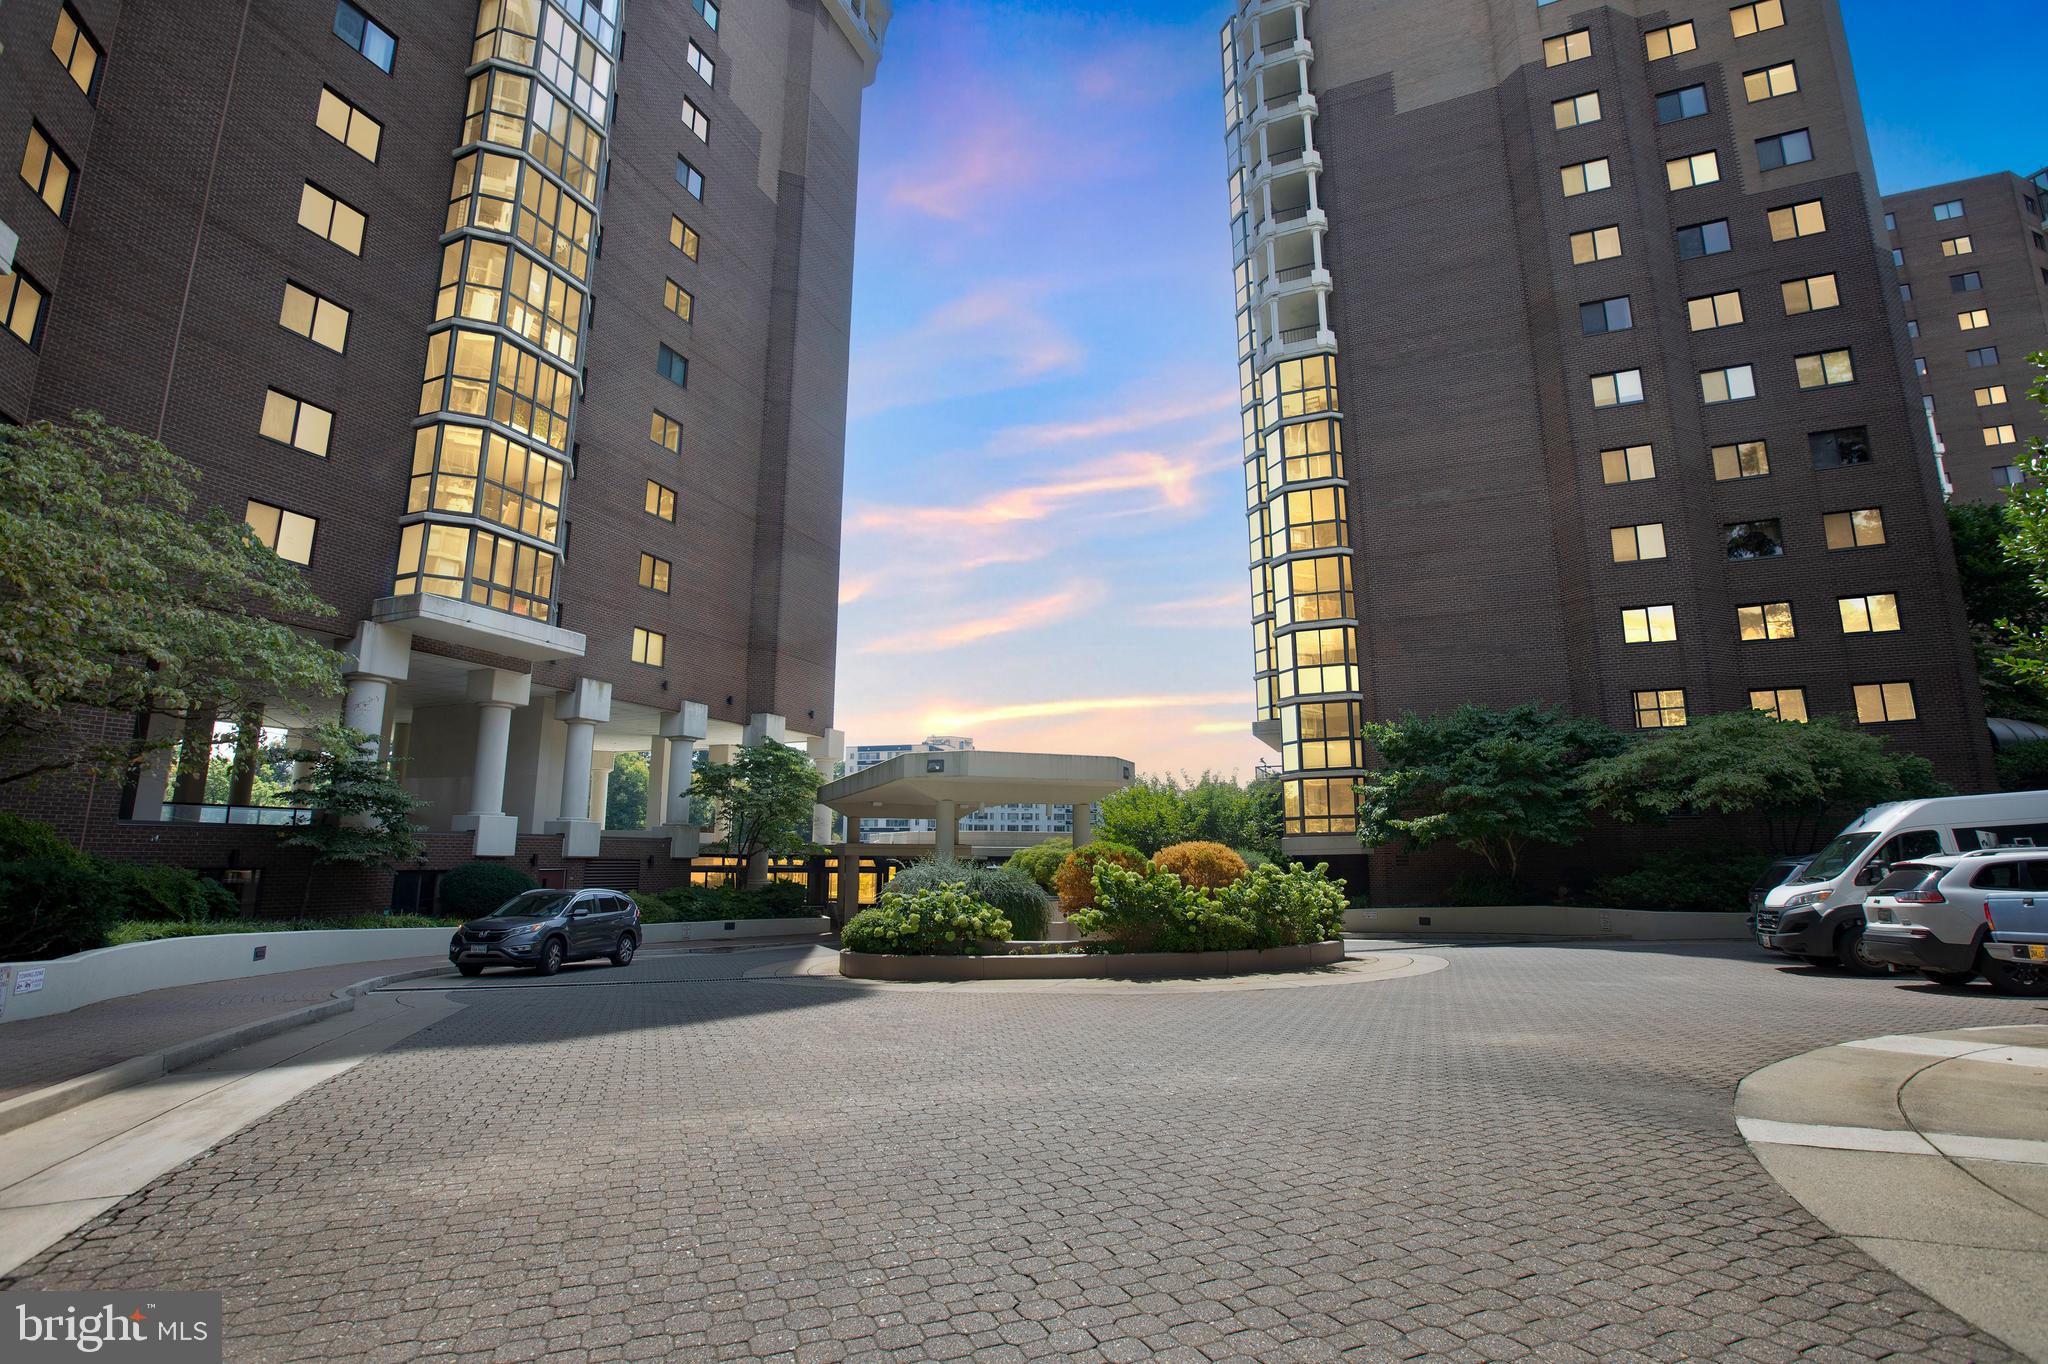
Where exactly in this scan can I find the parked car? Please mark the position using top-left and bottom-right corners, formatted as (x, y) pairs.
(1749, 855), (1814, 942)
(1863, 850), (2048, 996)
(448, 889), (640, 976)
(1758, 792), (2048, 973)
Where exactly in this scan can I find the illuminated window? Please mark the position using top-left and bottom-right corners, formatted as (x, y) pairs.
(681, 97), (710, 141)
(1826, 503), (1884, 548)
(1854, 682), (1917, 724)
(645, 480), (676, 521)
(1271, 419), (1342, 485)
(663, 278), (694, 323)
(315, 88), (382, 161)
(1750, 689), (1808, 722)
(1544, 30), (1592, 66)
(1958, 308), (1991, 332)
(406, 424), (566, 543)
(1644, 21), (1697, 60)
(687, 40), (715, 85)
(19, 125), (75, 219)
(280, 282), (351, 352)
(1985, 424), (2018, 446)
(1839, 593), (1901, 635)
(632, 628), (666, 667)
(418, 328), (578, 453)
(1281, 701), (1365, 773)
(259, 389), (333, 457)
(50, 5), (102, 99)
(1274, 556), (1353, 627)
(670, 215), (700, 260)
(1700, 364), (1756, 405)
(1561, 158), (1611, 197)
(1794, 349), (1854, 389)
(1275, 626), (1358, 700)
(1591, 369), (1643, 408)
(1666, 151), (1720, 191)
(1610, 523), (1667, 563)
(1712, 441), (1770, 481)
(1633, 690), (1688, 729)
(651, 411), (682, 452)
(462, 67), (533, 149)
(1975, 385), (2008, 407)
(0, 268), (47, 349)
(639, 553), (671, 594)
(1553, 92), (1602, 130)
(528, 84), (605, 199)
(1941, 235), (1974, 257)
(1260, 354), (1339, 428)
(1743, 61), (1798, 101)
(1737, 602), (1795, 641)
(1621, 605), (1678, 644)
(393, 523), (556, 621)
(1601, 444), (1656, 484)
(333, 1), (397, 72)
(535, 4), (614, 121)
(1768, 199), (1827, 241)
(244, 500), (317, 566)
(435, 239), (586, 366)
(298, 183), (366, 255)
(1570, 225), (1623, 264)
(1688, 291), (1745, 330)
(1271, 486), (1348, 555)
(1781, 273), (1839, 314)
(1282, 777), (1356, 836)
(1730, 0), (1784, 38)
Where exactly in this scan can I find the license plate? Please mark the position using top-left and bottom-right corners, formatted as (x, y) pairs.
(2017, 945), (2045, 961)
(464, 947), (491, 957)
(1870, 907), (1894, 923)
(1756, 934), (1773, 948)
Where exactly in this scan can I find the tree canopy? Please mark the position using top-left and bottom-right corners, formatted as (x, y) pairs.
(692, 741), (822, 875)
(1994, 353), (2048, 700)
(277, 721), (425, 870)
(1947, 498), (2048, 721)
(606, 751), (649, 829)
(1577, 710), (1944, 853)
(1097, 770), (1282, 861)
(0, 414), (341, 786)
(1355, 704), (1629, 879)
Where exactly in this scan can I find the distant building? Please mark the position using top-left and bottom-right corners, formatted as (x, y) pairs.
(848, 736), (1078, 841)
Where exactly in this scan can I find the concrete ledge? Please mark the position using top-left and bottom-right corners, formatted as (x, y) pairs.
(840, 939), (1345, 982)
(1345, 904), (1749, 940)
(0, 964), (456, 1138)
(645, 916), (831, 944)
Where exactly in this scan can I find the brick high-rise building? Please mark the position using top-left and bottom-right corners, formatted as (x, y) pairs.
(0, 0), (887, 906)
(1882, 169), (2048, 502)
(1219, 0), (1993, 897)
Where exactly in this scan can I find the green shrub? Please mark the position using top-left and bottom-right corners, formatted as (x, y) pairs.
(1997, 740), (2048, 792)
(1072, 860), (1346, 954)
(841, 886), (1012, 956)
(754, 880), (811, 913)
(885, 859), (1052, 940)
(0, 813), (88, 867)
(1234, 848), (1272, 872)
(1053, 840), (1145, 912)
(437, 863), (538, 921)
(1004, 838), (1072, 893)
(1227, 862), (1347, 947)
(1443, 872), (1526, 907)
(105, 863), (237, 923)
(1592, 846), (1778, 915)
(642, 882), (818, 922)
(107, 915), (464, 945)
(0, 858), (121, 960)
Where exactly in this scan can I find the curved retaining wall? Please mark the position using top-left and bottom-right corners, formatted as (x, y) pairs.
(840, 939), (1346, 982)
(1344, 906), (1749, 940)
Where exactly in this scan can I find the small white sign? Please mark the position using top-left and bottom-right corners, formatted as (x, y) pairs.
(14, 967), (44, 994)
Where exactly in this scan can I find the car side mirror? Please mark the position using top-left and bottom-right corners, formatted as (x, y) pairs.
(1857, 865), (1885, 887)
(567, 905), (587, 919)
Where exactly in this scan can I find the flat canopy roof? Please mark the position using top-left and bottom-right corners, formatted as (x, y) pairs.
(818, 750), (1136, 821)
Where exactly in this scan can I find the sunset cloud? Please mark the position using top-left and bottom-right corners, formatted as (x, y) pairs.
(924, 691), (1246, 732)
(860, 590), (1083, 655)
(1137, 586), (1246, 626)
(988, 391), (1237, 456)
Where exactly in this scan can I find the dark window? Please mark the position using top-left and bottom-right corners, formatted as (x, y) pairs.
(657, 344), (688, 387)
(1676, 219), (1732, 259)
(1656, 84), (1710, 123)
(1950, 271), (1983, 292)
(1724, 519), (1785, 560)
(1966, 346), (2000, 368)
(1810, 426), (1873, 469)
(2035, 232), (2046, 252)
(675, 157), (704, 199)
(1580, 296), (1633, 335)
(333, 1), (396, 72)
(1757, 128), (1814, 171)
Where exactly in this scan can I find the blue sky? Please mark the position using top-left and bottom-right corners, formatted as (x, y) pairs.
(833, 0), (2047, 775)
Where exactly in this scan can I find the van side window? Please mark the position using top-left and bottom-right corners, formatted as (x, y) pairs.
(1958, 823), (2048, 850)
(2028, 861), (2048, 891)
(1972, 862), (2029, 889)
(1876, 830), (1943, 865)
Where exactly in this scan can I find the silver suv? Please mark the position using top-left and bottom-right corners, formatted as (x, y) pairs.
(1861, 850), (2048, 994)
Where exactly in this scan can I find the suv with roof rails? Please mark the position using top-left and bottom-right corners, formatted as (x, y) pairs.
(1861, 849), (2048, 995)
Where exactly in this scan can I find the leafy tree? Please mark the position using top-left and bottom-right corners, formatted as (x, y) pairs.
(1995, 353), (2048, 697)
(1240, 777), (1285, 865)
(1097, 777), (1190, 855)
(1946, 499), (2048, 721)
(1578, 710), (1944, 853)
(1003, 836), (1071, 893)
(1997, 739), (2048, 792)
(0, 414), (342, 787)
(1098, 770), (1279, 860)
(606, 751), (649, 829)
(692, 740), (822, 883)
(1355, 704), (1629, 881)
(277, 722), (425, 905)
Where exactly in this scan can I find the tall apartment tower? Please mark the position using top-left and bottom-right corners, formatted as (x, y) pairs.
(1882, 169), (2048, 502)
(1219, 0), (1993, 895)
(0, 0), (886, 905)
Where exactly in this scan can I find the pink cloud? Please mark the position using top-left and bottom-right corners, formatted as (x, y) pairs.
(859, 589), (1084, 655)
(1138, 587), (1246, 627)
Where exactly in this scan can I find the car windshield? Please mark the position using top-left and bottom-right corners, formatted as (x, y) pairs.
(1751, 861), (1805, 894)
(488, 891), (573, 918)
(1795, 832), (1878, 883)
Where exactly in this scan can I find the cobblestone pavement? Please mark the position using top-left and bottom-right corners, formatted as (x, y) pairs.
(0, 955), (440, 1102)
(8, 941), (2046, 1362)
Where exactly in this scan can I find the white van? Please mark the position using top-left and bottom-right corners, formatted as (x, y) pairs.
(1756, 791), (2048, 972)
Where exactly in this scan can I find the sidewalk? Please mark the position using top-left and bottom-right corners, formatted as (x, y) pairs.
(0, 954), (445, 1104)
(1737, 1023), (2048, 1361)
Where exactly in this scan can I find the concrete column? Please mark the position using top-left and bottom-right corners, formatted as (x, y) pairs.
(1072, 801), (1093, 848)
(837, 817), (863, 926)
(226, 710), (263, 807)
(808, 729), (845, 845)
(546, 678), (611, 858)
(451, 668), (530, 856)
(743, 712), (787, 747)
(171, 709), (216, 806)
(935, 799), (958, 862)
(341, 620), (413, 760)
(127, 712), (184, 823)
(658, 702), (709, 858)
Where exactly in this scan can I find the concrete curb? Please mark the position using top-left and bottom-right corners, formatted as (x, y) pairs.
(0, 963), (456, 1139)
(840, 939), (1347, 982)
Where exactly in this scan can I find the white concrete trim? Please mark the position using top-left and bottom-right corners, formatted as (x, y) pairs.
(1926, 1132), (2048, 1166)
(1842, 1035), (1994, 1059)
(1736, 1117), (1938, 1155)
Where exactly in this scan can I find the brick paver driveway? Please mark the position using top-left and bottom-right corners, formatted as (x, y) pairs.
(8, 940), (2044, 1361)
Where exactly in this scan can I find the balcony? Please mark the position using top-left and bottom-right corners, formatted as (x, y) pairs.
(1256, 263), (1332, 306)
(1261, 324), (1339, 365)
(1254, 203), (1327, 250)
(1254, 88), (1318, 125)
(1252, 145), (1322, 191)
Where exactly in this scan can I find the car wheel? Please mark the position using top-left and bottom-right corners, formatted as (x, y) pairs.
(1980, 954), (2048, 998)
(610, 933), (637, 967)
(1916, 968), (1976, 988)
(457, 963), (485, 977)
(534, 937), (565, 977)
(1835, 921), (1889, 976)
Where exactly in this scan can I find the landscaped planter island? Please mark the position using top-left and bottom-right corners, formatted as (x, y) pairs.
(840, 938), (1346, 981)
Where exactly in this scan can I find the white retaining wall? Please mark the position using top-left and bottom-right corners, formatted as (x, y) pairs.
(1344, 905), (1749, 940)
